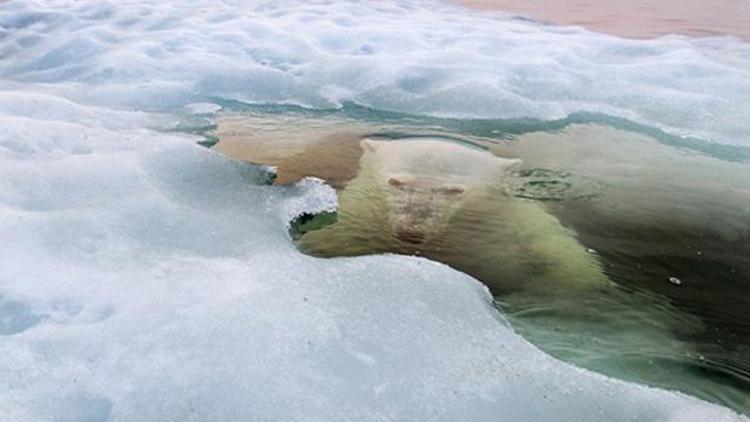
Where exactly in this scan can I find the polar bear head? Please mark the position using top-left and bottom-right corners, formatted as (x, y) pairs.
(359, 137), (521, 244)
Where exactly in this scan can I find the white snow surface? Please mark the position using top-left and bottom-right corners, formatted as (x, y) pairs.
(0, 1), (747, 421)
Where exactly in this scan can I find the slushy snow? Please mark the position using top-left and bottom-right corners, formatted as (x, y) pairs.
(0, 0), (747, 420)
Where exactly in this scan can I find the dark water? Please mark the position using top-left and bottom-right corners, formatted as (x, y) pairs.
(214, 106), (750, 414)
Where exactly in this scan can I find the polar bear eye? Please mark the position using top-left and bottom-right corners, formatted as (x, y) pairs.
(388, 178), (406, 188)
(436, 185), (465, 195)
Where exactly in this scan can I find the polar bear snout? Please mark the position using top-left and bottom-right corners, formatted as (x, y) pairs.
(387, 177), (468, 245)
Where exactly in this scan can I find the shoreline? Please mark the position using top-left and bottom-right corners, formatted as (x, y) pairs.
(456, 0), (750, 41)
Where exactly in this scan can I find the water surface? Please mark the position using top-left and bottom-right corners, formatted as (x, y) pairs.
(216, 108), (750, 414)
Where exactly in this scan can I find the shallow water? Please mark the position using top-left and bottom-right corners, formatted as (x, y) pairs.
(216, 108), (750, 414)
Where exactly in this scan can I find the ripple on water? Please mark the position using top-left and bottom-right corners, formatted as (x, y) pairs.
(504, 168), (605, 201)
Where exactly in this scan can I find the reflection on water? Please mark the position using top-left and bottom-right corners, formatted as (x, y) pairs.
(215, 110), (750, 414)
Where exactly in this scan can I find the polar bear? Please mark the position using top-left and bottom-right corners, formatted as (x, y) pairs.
(299, 137), (608, 292)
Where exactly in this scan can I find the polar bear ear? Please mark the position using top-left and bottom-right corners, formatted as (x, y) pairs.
(501, 158), (523, 170)
(360, 138), (381, 152)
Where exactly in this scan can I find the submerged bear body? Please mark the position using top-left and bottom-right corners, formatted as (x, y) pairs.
(299, 136), (608, 293)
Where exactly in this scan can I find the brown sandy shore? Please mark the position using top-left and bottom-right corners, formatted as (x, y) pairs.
(457, 0), (750, 41)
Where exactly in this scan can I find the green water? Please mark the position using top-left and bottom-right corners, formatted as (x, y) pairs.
(214, 106), (750, 414)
